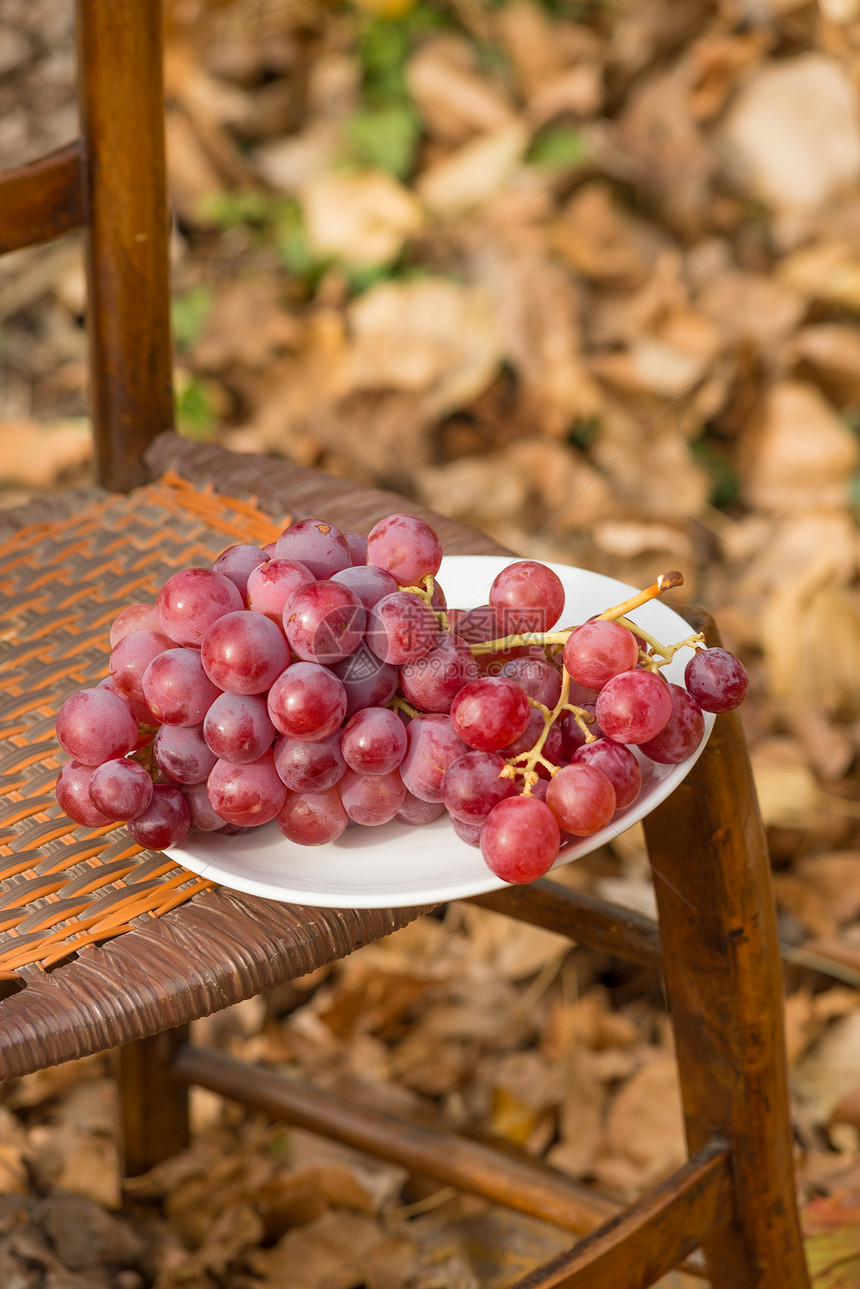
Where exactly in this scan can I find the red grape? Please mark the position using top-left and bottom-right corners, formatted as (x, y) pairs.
(204, 692), (277, 764)
(246, 558), (314, 624)
(109, 629), (172, 704)
(156, 567), (243, 646)
(127, 784), (191, 849)
(545, 764), (616, 836)
(571, 739), (642, 809)
(481, 796), (561, 883)
(88, 757), (154, 821)
(56, 759), (114, 827)
(267, 662), (347, 741)
(340, 706), (407, 775)
(396, 791), (445, 825)
(212, 544), (268, 604)
(206, 750), (286, 826)
(153, 724), (218, 785)
(273, 730), (346, 792)
(562, 620), (639, 690)
(399, 714), (467, 802)
(441, 750), (514, 824)
(489, 561), (566, 635)
(277, 787), (348, 845)
(284, 580), (366, 665)
(399, 631), (478, 714)
(109, 603), (162, 648)
(201, 610), (289, 695)
(56, 688), (139, 766)
(366, 514), (443, 585)
(595, 671), (672, 744)
(142, 648), (221, 728)
(366, 591), (439, 665)
(273, 518), (351, 578)
(450, 677), (531, 751)
(638, 684), (705, 764)
(684, 648), (749, 713)
(339, 768), (406, 825)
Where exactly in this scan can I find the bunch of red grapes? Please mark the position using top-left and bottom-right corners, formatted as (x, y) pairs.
(54, 514), (749, 886)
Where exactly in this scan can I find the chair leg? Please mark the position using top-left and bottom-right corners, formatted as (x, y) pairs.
(642, 709), (810, 1289)
(114, 1025), (190, 1177)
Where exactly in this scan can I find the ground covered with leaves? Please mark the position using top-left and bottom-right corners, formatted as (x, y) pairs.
(3, 0), (860, 1285)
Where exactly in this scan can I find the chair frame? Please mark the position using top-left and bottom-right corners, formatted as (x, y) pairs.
(0, 4), (811, 1287)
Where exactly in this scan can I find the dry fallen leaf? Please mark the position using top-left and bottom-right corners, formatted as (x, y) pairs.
(416, 122), (529, 216)
(718, 54), (860, 211)
(301, 170), (422, 267)
(740, 381), (859, 514)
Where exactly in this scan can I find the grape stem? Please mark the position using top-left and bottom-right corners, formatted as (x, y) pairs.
(504, 672), (596, 795)
(466, 570), (696, 792)
(399, 574), (450, 630)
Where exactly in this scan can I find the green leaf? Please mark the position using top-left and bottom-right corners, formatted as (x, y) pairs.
(174, 376), (217, 440)
(690, 437), (740, 510)
(195, 190), (285, 230)
(527, 126), (589, 171)
(346, 103), (420, 178)
(171, 286), (213, 351)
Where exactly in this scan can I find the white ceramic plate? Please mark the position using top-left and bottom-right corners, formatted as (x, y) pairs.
(167, 556), (714, 908)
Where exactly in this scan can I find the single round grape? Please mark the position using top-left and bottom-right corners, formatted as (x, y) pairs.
(277, 787), (348, 845)
(684, 648), (749, 713)
(502, 709), (564, 774)
(273, 729), (346, 792)
(56, 759), (114, 827)
(109, 629), (173, 704)
(546, 764), (616, 836)
(212, 543), (268, 604)
(182, 782), (224, 831)
(638, 684), (705, 764)
(559, 704), (603, 758)
(153, 724), (218, 785)
(399, 714), (468, 802)
(341, 707), (407, 776)
(110, 603), (162, 648)
(452, 816), (483, 848)
(246, 558), (314, 624)
(273, 518), (351, 579)
(399, 631), (479, 714)
(498, 657), (562, 709)
(330, 565), (398, 612)
(481, 796), (561, 883)
(142, 648), (221, 728)
(127, 784), (191, 849)
(572, 739), (642, 809)
(365, 592), (439, 665)
(156, 567), (243, 646)
(284, 580), (366, 665)
(201, 610), (289, 695)
(329, 645), (398, 720)
(204, 692), (277, 764)
(489, 561), (566, 635)
(450, 678), (531, 752)
(441, 751), (514, 824)
(56, 688), (139, 766)
(366, 514), (443, 586)
(595, 671), (673, 744)
(339, 768), (406, 825)
(345, 532), (368, 566)
(267, 662), (347, 741)
(396, 792), (445, 825)
(562, 620), (640, 691)
(87, 757), (153, 821)
(206, 750), (287, 826)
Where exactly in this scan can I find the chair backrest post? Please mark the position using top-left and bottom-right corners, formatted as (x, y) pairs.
(75, 0), (175, 492)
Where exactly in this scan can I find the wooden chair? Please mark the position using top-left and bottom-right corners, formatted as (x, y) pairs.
(0, 5), (811, 1286)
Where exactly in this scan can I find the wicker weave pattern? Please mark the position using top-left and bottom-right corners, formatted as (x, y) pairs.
(0, 473), (283, 978)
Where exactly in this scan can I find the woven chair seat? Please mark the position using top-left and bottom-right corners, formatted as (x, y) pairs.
(0, 434), (503, 1081)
